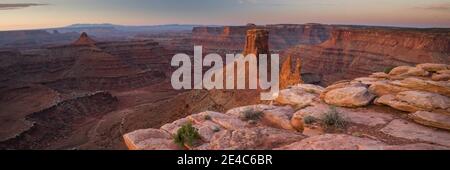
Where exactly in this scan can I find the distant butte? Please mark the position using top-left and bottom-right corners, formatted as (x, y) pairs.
(243, 29), (269, 56)
(73, 32), (96, 46)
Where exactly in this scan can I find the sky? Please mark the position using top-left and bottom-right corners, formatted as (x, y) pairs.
(0, 0), (449, 30)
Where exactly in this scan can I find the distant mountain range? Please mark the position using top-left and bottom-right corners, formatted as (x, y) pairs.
(43, 23), (220, 39)
(60, 23), (205, 32)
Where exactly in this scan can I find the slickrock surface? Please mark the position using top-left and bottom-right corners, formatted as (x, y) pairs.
(124, 63), (450, 150)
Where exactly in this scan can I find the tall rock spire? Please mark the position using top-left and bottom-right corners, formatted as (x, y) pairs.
(243, 29), (269, 57)
(280, 55), (303, 89)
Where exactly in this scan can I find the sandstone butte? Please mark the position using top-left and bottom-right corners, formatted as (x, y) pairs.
(123, 63), (450, 150)
(72, 32), (96, 46)
(241, 29), (303, 90)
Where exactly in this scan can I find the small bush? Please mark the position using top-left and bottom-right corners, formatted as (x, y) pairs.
(211, 126), (220, 132)
(383, 66), (394, 74)
(204, 114), (211, 120)
(321, 106), (347, 130)
(240, 109), (263, 121)
(303, 115), (316, 124)
(173, 122), (201, 148)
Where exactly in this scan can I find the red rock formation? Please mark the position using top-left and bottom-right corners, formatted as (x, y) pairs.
(283, 28), (450, 85)
(243, 29), (269, 56)
(280, 55), (303, 89)
(72, 32), (96, 46)
(192, 24), (332, 53)
(123, 64), (450, 150)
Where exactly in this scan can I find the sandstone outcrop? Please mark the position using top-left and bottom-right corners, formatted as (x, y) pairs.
(375, 91), (450, 114)
(323, 85), (375, 107)
(124, 63), (450, 150)
(243, 29), (269, 57)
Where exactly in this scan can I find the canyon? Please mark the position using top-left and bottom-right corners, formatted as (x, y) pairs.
(0, 24), (449, 150)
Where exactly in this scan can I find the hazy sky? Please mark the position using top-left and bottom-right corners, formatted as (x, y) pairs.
(0, 0), (449, 30)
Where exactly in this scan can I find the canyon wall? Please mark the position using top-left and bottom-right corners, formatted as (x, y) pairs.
(192, 24), (332, 53)
(0, 33), (173, 91)
(283, 27), (450, 85)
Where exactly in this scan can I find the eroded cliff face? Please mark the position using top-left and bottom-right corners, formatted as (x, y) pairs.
(0, 91), (118, 149)
(283, 28), (450, 85)
(0, 34), (180, 149)
(192, 24), (332, 53)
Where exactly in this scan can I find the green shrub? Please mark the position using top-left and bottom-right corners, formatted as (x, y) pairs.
(173, 122), (201, 148)
(240, 109), (263, 121)
(303, 115), (316, 124)
(321, 106), (347, 130)
(211, 126), (221, 132)
(204, 114), (211, 120)
(383, 66), (395, 74)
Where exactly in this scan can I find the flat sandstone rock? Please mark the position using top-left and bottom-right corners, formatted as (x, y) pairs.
(409, 111), (450, 130)
(381, 119), (450, 147)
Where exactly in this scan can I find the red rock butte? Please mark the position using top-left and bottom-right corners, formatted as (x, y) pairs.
(243, 29), (269, 56)
(73, 32), (96, 46)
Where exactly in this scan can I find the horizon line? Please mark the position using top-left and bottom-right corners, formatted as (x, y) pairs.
(1, 22), (449, 32)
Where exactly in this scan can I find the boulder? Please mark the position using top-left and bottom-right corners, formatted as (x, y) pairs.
(380, 119), (450, 147)
(323, 86), (375, 107)
(369, 72), (389, 79)
(389, 66), (429, 77)
(368, 81), (411, 96)
(225, 104), (275, 117)
(275, 88), (317, 108)
(160, 117), (190, 135)
(416, 63), (449, 72)
(351, 77), (383, 85)
(320, 81), (353, 99)
(292, 103), (331, 121)
(391, 78), (450, 97)
(409, 111), (450, 130)
(206, 111), (249, 130)
(261, 106), (295, 131)
(226, 105), (296, 131)
(290, 84), (325, 94)
(375, 91), (450, 114)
